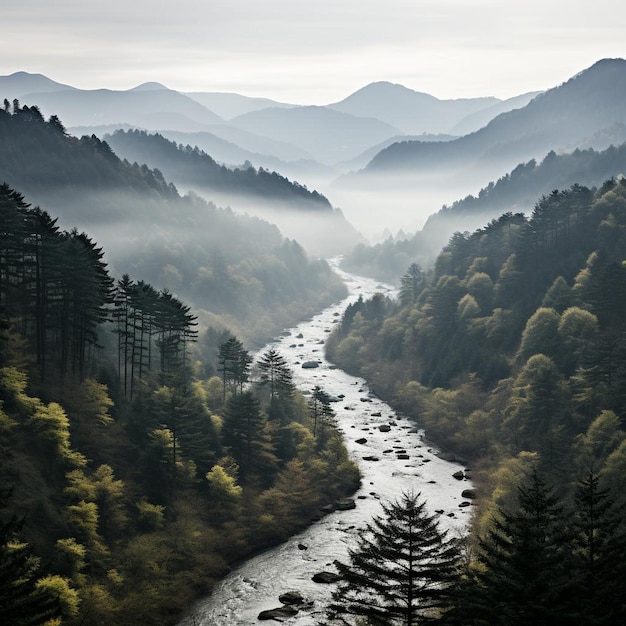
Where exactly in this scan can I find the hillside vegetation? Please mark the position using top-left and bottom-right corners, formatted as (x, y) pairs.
(0, 101), (347, 343)
(342, 142), (626, 281)
(327, 178), (626, 622)
(0, 183), (359, 625)
(328, 176), (626, 522)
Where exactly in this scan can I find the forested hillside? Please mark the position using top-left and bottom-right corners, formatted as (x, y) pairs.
(342, 142), (626, 281)
(0, 101), (347, 343)
(326, 179), (626, 621)
(0, 184), (359, 625)
(104, 129), (332, 210)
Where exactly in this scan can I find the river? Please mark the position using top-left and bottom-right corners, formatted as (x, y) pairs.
(180, 262), (473, 625)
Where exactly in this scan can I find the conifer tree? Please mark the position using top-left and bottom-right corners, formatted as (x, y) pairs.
(456, 471), (572, 626)
(568, 471), (626, 625)
(0, 488), (61, 625)
(329, 491), (460, 625)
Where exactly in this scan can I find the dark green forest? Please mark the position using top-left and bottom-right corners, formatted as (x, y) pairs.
(0, 101), (347, 344)
(327, 179), (626, 624)
(0, 183), (360, 625)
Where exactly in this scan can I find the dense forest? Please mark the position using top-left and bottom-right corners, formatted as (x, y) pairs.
(342, 141), (626, 282)
(326, 179), (626, 623)
(0, 183), (360, 625)
(0, 100), (348, 344)
(104, 129), (332, 209)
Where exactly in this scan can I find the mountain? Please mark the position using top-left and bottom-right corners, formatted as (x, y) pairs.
(327, 81), (499, 134)
(0, 103), (347, 341)
(230, 105), (401, 165)
(340, 140), (626, 282)
(105, 128), (332, 209)
(185, 91), (297, 119)
(336, 132), (457, 173)
(364, 59), (626, 178)
(450, 91), (543, 135)
(0, 70), (76, 97)
(104, 128), (363, 256)
(13, 83), (225, 130)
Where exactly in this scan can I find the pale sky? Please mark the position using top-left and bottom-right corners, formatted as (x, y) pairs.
(3, 0), (625, 103)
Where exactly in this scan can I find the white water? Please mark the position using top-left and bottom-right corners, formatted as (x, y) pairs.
(180, 263), (473, 625)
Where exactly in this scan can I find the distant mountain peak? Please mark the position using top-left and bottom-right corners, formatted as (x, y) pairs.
(129, 81), (170, 92)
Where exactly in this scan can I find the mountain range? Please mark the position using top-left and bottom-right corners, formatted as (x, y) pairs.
(0, 70), (543, 170)
(3, 59), (626, 243)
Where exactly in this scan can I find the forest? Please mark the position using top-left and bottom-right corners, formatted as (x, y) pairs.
(3, 95), (626, 625)
(0, 184), (359, 622)
(104, 129), (332, 210)
(326, 178), (626, 624)
(0, 101), (348, 345)
(341, 141), (626, 282)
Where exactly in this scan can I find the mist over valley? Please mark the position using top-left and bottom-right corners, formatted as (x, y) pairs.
(2, 48), (626, 626)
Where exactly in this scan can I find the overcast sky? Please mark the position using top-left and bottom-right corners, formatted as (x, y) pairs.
(3, 0), (625, 103)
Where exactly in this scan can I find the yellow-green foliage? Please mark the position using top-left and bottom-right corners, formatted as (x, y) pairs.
(54, 538), (87, 585)
(135, 498), (166, 531)
(36, 575), (80, 619)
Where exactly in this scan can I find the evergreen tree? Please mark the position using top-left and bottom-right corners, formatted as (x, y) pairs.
(221, 390), (276, 484)
(456, 471), (573, 626)
(400, 263), (425, 307)
(0, 488), (61, 625)
(329, 491), (460, 625)
(568, 471), (626, 625)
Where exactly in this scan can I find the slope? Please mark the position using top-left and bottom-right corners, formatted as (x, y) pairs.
(230, 105), (401, 165)
(364, 59), (626, 177)
(327, 81), (499, 134)
(0, 103), (347, 342)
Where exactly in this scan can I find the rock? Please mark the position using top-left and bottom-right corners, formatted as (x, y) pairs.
(371, 411), (382, 417)
(362, 456), (380, 462)
(459, 501), (472, 508)
(461, 488), (477, 499)
(312, 571), (342, 583)
(452, 470), (465, 480)
(355, 437), (368, 445)
(297, 543), (308, 551)
(258, 605), (299, 620)
(296, 333), (304, 338)
(378, 424), (391, 432)
(437, 451), (458, 462)
(279, 591), (304, 605)
(335, 498), (356, 510)
(396, 454), (410, 460)
(301, 361), (319, 369)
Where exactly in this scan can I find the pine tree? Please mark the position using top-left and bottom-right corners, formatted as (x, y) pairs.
(0, 488), (61, 625)
(329, 491), (460, 625)
(568, 471), (626, 625)
(400, 263), (425, 307)
(456, 471), (572, 626)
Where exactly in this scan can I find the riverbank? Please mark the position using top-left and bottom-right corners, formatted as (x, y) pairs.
(180, 265), (473, 625)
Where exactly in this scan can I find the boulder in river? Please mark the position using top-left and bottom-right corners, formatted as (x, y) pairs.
(335, 498), (356, 510)
(362, 455), (380, 462)
(279, 591), (304, 605)
(378, 424), (391, 432)
(312, 571), (342, 583)
(301, 361), (319, 369)
(355, 438), (368, 444)
(461, 488), (477, 499)
(452, 470), (465, 480)
(258, 605), (299, 620)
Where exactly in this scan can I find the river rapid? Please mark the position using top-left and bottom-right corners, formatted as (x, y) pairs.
(180, 262), (473, 625)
